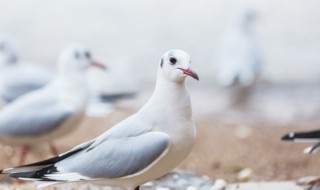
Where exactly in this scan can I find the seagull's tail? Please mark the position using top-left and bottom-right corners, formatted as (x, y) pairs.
(99, 92), (136, 103)
(0, 144), (86, 182)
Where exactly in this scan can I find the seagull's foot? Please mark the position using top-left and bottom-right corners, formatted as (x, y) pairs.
(18, 146), (29, 166)
(49, 143), (59, 156)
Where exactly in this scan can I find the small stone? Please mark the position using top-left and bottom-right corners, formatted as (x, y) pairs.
(173, 174), (179, 180)
(186, 186), (198, 190)
(297, 176), (320, 186)
(237, 168), (253, 182)
(234, 125), (252, 139)
(156, 187), (170, 190)
(143, 182), (154, 187)
(210, 179), (227, 190)
(3, 145), (14, 157)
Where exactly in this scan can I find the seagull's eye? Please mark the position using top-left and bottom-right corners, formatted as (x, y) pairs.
(169, 57), (177, 65)
(84, 51), (91, 59)
(74, 52), (80, 59)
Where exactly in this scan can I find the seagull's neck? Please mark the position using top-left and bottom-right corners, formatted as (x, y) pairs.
(53, 72), (89, 104)
(138, 75), (192, 120)
(153, 77), (188, 100)
(57, 72), (87, 90)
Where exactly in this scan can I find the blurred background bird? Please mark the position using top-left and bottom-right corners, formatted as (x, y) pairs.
(0, 35), (136, 118)
(0, 43), (106, 165)
(282, 129), (320, 154)
(216, 8), (262, 108)
(0, 35), (54, 104)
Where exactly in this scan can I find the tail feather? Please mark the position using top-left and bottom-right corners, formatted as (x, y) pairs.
(99, 92), (136, 103)
(1, 145), (84, 175)
(10, 165), (59, 181)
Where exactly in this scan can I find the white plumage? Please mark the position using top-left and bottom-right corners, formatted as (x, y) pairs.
(0, 49), (199, 190)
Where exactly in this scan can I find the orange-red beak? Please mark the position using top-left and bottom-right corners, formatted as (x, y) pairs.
(91, 61), (107, 70)
(179, 68), (199, 81)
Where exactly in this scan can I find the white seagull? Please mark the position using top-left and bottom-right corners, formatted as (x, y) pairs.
(0, 49), (199, 190)
(0, 35), (54, 103)
(282, 129), (320, 154)
(0, 43), (106, 165)
(216, 9), (261, 88)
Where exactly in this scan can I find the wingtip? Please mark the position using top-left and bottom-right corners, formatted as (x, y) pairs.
(0, 167), (14, 174)
(281, 132), (295, 141)
(303, 146), (317, 154)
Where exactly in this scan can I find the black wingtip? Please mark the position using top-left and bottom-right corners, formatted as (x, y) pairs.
(281, 133), (295, 141)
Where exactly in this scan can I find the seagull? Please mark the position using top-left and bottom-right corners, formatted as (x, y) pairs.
(0, 35), (54, 103)
(282, 129), (320, 154)
(0, 49), (199, 190)
(215, 9), (262, 107)
(0, 43), (106, 165)
(216, 9), (261, 88)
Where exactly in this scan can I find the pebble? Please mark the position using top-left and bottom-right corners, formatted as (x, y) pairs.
(156, 187), (170, 190)
(186, 186), (198, 190)
(210, 179), (227, 190)
(237, 168), (253, 182)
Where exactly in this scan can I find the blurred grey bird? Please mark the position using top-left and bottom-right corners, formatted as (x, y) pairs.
(0, 35), (54, 103)
(216, 9), (262, 107)
(0, 43), (106, 165)
(0, 49), (198, 190)
(282, 129), (320, 154)
(216, 9), (262, 88)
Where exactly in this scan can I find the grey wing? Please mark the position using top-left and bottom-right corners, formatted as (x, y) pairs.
(0, 65), (54, 102)
(0, 93), (73, 137)
(51, 132), (169, 180)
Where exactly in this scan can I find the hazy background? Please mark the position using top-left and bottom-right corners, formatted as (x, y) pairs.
(0, 0), (320, 85)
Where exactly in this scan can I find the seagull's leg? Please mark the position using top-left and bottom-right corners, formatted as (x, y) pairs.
(48, 143), (58, 156)
(134, 186), (140, 190)
(18, 146), (29, 166)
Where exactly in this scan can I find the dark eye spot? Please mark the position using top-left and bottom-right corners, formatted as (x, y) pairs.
(74, 52), (80, 59)
(85, 51), (91, 59)
(160, 58), (164, 68)
(169, 57), (177, 65)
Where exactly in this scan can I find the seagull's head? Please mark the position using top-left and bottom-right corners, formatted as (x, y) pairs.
(0, 36), (18, 65)
(58, 43), (106, 74)
(159, 49), (199, 83)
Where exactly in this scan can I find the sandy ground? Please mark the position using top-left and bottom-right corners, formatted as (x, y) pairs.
(0, 107), (318, 187)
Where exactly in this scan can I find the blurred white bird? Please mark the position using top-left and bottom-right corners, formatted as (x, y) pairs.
(0, 49), (198, 190)
(216, 9), (262, 107)
(0, 43), (106, 165)
(0, 35), (54, 103)
(282, 129), (320, 154)
(216, 9), (262, 88)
